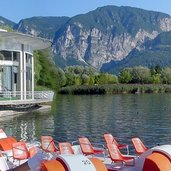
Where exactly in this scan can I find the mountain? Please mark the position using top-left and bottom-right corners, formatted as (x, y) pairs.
(2, 6), (171, 74)
(14, 16), (70, 39)
(101, 31), (171, 74)
(53, 5), (171, 70)
(0, 16), (15, 30)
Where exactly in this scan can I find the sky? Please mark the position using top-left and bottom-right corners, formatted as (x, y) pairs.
(1, 0), (171, 23)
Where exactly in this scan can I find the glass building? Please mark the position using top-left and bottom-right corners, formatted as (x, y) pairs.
(0, 30), (51, 101)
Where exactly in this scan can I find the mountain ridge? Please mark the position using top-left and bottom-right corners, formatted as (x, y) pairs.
(53, 5), (171, 70)
(1, 6), (171, 74)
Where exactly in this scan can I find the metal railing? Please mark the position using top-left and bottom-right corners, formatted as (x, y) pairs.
(0, 91), (54, 101)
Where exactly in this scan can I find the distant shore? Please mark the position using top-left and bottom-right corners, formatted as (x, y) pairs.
(58, 84), (171, 95)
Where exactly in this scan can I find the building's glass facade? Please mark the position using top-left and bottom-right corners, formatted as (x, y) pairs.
(0, 48), (34, 100)
(0, 31), (50, 101)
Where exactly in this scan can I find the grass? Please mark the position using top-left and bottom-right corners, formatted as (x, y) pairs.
(58, 84), (171, 95)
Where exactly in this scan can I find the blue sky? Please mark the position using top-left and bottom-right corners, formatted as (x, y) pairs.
(1, 0), (171, 23)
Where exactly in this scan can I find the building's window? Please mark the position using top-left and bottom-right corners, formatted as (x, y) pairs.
(0, 51), (20, 62)
(26, 53), (32, 64)
(13, 52), (20, 62)
(26, 67), (32, 91)
(0, 51), (12, 61)
(0, 52), (4, 60)
(2, 66), (12, 91)
(14, 73), (17, 84)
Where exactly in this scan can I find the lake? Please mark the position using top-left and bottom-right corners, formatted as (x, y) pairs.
(1, 93), (171, 153)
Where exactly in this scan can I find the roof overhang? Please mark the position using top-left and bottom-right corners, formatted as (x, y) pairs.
(0, 31), (52, 50)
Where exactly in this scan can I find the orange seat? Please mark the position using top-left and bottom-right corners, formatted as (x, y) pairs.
(12, 142), (30, 164)
(59, 142), (74, 155)
(143, 152), (171, 171)
(0, 136), (17, 151)
(41, 136), (58, 153)
(104, 133), (129, 153)
(41, 160), (67, 171)
(89, 158), (108, 171)
(106, 143), (135, 166)
(78, 137), (104, 156)
(131, 137), (148, 155)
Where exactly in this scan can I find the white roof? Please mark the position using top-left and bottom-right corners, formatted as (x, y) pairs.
(0, 31), (52, 50)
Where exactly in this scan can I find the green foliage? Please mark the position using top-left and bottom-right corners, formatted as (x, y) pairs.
(81, 74), (90, 85)
(68, 6), (168, 35)
(34, 49), (65, 90)
(131, 66), (152, 84)
(118, 69), (133, 83)
(96, 73), (118, 85)
(62, 66), (118, 87)
(152, 74), (161, 84)
(58, 84), (171, 95)
(117, 65), (171, 85)
(118, 66), (152, 84)
(0, 25), (14, 32)
(34, 51), (42, 85)
(34, 52), (171, 91)
(161, 68), (171, 84)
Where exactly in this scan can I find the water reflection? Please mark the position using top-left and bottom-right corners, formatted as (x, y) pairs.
(1, 94), (171, 149)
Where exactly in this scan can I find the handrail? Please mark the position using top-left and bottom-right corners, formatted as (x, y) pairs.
(0, 91), (54, 101)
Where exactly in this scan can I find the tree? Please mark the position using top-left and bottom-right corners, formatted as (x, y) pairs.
(155, 64), (162, 74)
(161, 68), (171, 84)
(53, 68), (66, 89)
(34, 49), (60, 90)
(119, 69), (132, 83)
(131, 66), (152, 84)
(65, 72), (75, 86)
(152, 74), (161, 84)
(34, 51), (42, 85)
(74, 75), (81, 86)
(89, 75), (95, 85)
(81, 74), (90, 85)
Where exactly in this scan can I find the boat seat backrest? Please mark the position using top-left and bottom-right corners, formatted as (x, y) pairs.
(41, 136), (58, 153)
(104, 133), (114, 144)
(59, 142), (74, 155)
(106, 143), (123, 161)
(132, 137), (148, 155)
(78, 137), (94, 155)
(0, 136), (17, 151)
(12, 142), (29, 160)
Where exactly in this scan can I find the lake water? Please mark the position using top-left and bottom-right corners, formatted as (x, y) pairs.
(1, 94), (171, 153)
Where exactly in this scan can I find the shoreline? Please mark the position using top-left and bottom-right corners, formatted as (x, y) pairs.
(0, 105), (51, 118)
(58, 84), (171, 95)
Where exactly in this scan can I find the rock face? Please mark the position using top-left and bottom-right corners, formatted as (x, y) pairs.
(53, 6), (171, 70)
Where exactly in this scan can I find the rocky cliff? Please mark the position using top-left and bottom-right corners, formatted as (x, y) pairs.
(53, 6), (171, 70)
